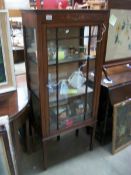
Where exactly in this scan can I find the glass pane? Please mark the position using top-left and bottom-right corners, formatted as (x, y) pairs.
(48, 41), (56, 64)
(88, 26), (98, 84)
(90, 26), (98, 58)
(48, 66), (57, 107)
(58, 98), (85, 129)
(25, 28), (39, 97)
(48, 26), (98, 131)
(26, 28), (37, 63)
(84, 26), (98, 119)
(47, 29), (57, 131)
(84, 26), (98, 58)
(58, 28), (80, 39)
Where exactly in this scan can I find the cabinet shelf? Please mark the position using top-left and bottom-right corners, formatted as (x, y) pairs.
(48, 55), (95, 66)
(49, 86), (93, 108)
(47, 35), (97, 41)
(47, 118), (95, 140)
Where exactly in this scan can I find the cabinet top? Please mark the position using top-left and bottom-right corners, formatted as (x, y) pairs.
(22, 10), (109, 27)
(22, 9), (109, 15)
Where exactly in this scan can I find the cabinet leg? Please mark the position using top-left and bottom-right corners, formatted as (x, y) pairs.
(75, 129), (79, 137)
(89, 126), (95, 151)
(101, 99), (110, 145)
(57, 136), (60, 141)
(43, 141), (47, 170)
(86, 127), (90, 135)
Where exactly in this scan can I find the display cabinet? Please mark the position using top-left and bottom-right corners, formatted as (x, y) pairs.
(22, 10), (109, 168)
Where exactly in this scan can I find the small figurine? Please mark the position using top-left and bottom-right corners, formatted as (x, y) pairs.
(58, 0), (69, 9)
(58, 107), (67, 120)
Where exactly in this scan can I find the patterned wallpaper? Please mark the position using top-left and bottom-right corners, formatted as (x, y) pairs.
(106, 9), (131, 61)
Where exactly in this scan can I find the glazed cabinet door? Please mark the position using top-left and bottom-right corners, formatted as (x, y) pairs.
(23, 27), (39, 98)
(46, 25), (99, 133)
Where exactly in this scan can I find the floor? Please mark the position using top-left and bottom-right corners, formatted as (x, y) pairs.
(19, 130), (131, 175)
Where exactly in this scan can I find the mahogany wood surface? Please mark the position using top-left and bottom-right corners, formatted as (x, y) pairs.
(0, 74), (30, 174)
(101, 64), (131, 88)
(0, 74), (29, 121)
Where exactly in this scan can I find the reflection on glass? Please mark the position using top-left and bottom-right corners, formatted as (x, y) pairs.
(26, 28), (37, 63)
(25, 28), (39, 97)
(58, 28), (80, 39)
(48, 27), (98, 66)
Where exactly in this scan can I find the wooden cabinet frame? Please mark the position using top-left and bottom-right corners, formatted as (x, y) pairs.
(22, 10), (109, 169)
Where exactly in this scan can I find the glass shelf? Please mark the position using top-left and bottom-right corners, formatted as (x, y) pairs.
(48, 54), (95, 66)
(49, 86), (93, 108)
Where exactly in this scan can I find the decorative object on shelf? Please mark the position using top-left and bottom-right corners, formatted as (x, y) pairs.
(36, 0), (41, 9)
(68, 70), (86, 89)
(43, 0), (69, 9)
(58, 0), (69, 9)
(43, 0), (59, 9)
(0, 10), (16, 94)
(74, 0), (108, 10)
(112, 98), (131, 154)
(60, 79), (68, 95)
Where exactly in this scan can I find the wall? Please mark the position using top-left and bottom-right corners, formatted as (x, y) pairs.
(105, 9), (131, 62)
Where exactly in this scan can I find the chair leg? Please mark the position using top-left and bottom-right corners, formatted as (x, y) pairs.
(57, 135), (60, 141)
(75, 129), (79, 137)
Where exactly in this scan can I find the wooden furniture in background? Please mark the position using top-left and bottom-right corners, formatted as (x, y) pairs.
(95, 59), (131, 144)
(0, 74), (30, 174)
(9, 10), (25, 63)
(22, 10), (109, 168)
(13, 47), (24, 63)
(9, 9), (21, 17)
(0, 0), (5, 9)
